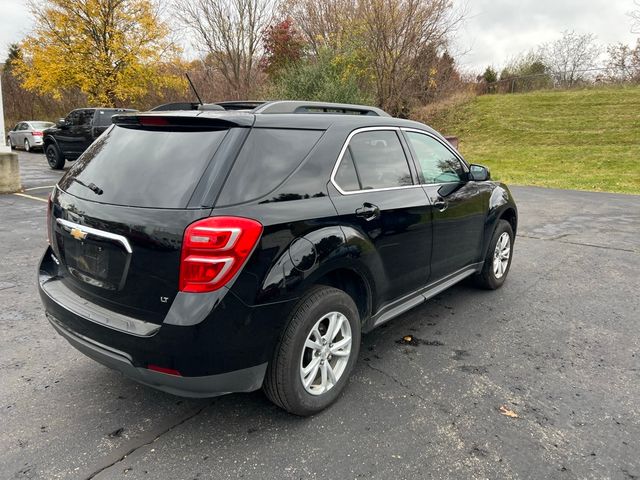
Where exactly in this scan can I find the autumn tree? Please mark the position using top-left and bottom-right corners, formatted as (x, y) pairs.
(261, 17), (307, 76)
(16, 0), (183, 106)
(175, 0), (276, 99)
(540, 30), (602, 87)
(358, 0), (465, 116)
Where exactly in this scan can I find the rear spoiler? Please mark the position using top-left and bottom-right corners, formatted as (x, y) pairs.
(111, 113), (254, 129)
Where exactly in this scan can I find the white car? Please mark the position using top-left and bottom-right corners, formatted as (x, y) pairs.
(7, 121), (55, 152)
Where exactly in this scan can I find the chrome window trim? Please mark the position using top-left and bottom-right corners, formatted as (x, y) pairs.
(330, 126), (422, 196)
(56, 218), (133, 254)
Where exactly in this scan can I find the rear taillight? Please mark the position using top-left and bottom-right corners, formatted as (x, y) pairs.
(179, 216), (263, 293)
(32, 131), (43, 136)
(46, 194), (52, 245)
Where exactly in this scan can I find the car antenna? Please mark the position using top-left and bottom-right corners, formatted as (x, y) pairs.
(185, 73), (203, 105)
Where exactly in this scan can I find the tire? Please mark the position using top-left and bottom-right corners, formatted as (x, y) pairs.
(24, 138), (30, 152)
(45, 143), (65, 170)
(264, 286), (361, 416)
(475, 219), (514, 290)
(7, 137), (15, 150)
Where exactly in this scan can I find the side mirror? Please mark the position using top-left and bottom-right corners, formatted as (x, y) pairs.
(57, 118), (67, 128)
(469, 164), (490, 181)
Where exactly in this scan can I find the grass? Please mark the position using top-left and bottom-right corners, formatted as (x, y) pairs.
(414, 86), (640, 194)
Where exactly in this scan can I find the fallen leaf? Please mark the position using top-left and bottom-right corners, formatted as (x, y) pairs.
(499, 405), (519, 418)
(403, 335), (413, 342)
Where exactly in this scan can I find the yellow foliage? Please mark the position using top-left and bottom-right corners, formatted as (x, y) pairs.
(16, 0), (185, 106)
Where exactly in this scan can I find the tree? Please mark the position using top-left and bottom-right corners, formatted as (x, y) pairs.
(359, 0), (465, 116)
(175, 0), (276, 99)
(261, 17), (307, 76)
(606, 40), (640, 82)
(540, 30), (602, 87)
(15, 0), (182, 106)
(631, 0), (640, 33)
(481, 66), (498, 84)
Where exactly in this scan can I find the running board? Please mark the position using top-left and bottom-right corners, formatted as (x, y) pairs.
(369, 263), (482, 330)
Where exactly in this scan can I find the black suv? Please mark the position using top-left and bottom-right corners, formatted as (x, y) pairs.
(38, 101), (517, 416)
(43, 107), (135, 170)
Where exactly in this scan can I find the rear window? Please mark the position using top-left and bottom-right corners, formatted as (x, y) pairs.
(216, 128), (323, 205)
(93, 110), (121, 126)
(59, 125), (227, 208)
(30, 122), (54, 130)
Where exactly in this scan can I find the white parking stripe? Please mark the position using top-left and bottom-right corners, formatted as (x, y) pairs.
(13, 193), (48, 203)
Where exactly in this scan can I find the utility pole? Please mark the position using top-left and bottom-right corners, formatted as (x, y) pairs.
(0, 67), (10, 153)
(0, 66), (21, 193)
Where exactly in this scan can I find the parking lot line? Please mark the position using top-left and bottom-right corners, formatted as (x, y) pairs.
(24, 185), (55, 191)
(13, 192), (48, 203)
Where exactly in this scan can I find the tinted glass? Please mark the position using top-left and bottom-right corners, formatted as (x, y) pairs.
(217, 128), (323, 205)
(66, 111), (80, 126)
(334, 149), (360, 191)
(93, 110), (118, 127)
(78, 110), (93, 126)
(346, 130), (412, 190)
(406, 132), (464, 184)
(18, 123), (28, 130)
(60, 125), (227, 208)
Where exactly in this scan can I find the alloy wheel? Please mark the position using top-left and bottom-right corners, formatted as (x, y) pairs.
(493, 232), (511, 279)
(299, 311), (352, 395)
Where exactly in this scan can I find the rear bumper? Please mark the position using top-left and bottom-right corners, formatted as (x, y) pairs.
(48, 314), (267, 397)
(38, 247), (296, 397)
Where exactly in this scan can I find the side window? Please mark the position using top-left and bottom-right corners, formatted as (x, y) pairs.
(406, 131), (464, 184)
(18, 123), (28, 131)
(78, 110), (93, 126)
(216, 128), (323, 205)
(335, 130), (412, 192)
(66, 110), (80, 126)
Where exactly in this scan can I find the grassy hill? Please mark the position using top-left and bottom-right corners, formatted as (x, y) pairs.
(419, 86), (640, 194)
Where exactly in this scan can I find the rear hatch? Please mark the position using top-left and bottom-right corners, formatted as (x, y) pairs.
(49, 113), (252, 324)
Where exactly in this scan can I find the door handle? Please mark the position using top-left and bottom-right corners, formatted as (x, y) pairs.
(356, 203), (380, 221)
(433, 197), (448, 212)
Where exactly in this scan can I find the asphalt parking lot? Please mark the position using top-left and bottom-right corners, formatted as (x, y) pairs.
(1, 150), (639, 480)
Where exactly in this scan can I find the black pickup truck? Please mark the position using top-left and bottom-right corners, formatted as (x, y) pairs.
(43, 108), (136, 169)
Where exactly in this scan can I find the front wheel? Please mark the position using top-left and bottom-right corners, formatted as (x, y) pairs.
(45, 143), (65, 170)
(7, 137), (15, 149)
(475, 219), (514, 289)
(264, 286), (361, 416)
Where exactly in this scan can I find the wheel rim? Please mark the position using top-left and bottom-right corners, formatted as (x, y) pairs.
(299, 311), (352, 396)
(24, 139), (29, 151)
(46, 147), (56, 166)
(493, 232), (511, 279)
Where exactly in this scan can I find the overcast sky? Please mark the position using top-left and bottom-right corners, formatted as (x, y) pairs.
(0, 0), (638, 73)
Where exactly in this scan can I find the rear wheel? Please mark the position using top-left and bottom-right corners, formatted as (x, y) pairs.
(475, 219), (514, 289)
(264, 286), (361, 416)
(45, 143), (65, 170)
(24, 138), (31, 152)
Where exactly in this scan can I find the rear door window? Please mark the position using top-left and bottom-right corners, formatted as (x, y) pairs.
(59, 125), (228, 208)
(334, 130), (413, 192)
(216, 128), (323, 205)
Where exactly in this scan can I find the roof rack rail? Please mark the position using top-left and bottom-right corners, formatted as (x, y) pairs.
(215, 101), (266, 111)
(253, 101), (390, 117)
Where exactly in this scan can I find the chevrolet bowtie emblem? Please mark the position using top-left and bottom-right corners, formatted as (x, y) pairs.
(70, 227), (88, 241)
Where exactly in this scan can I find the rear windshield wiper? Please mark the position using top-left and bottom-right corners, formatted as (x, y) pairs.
(71, 178), (103, 195)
